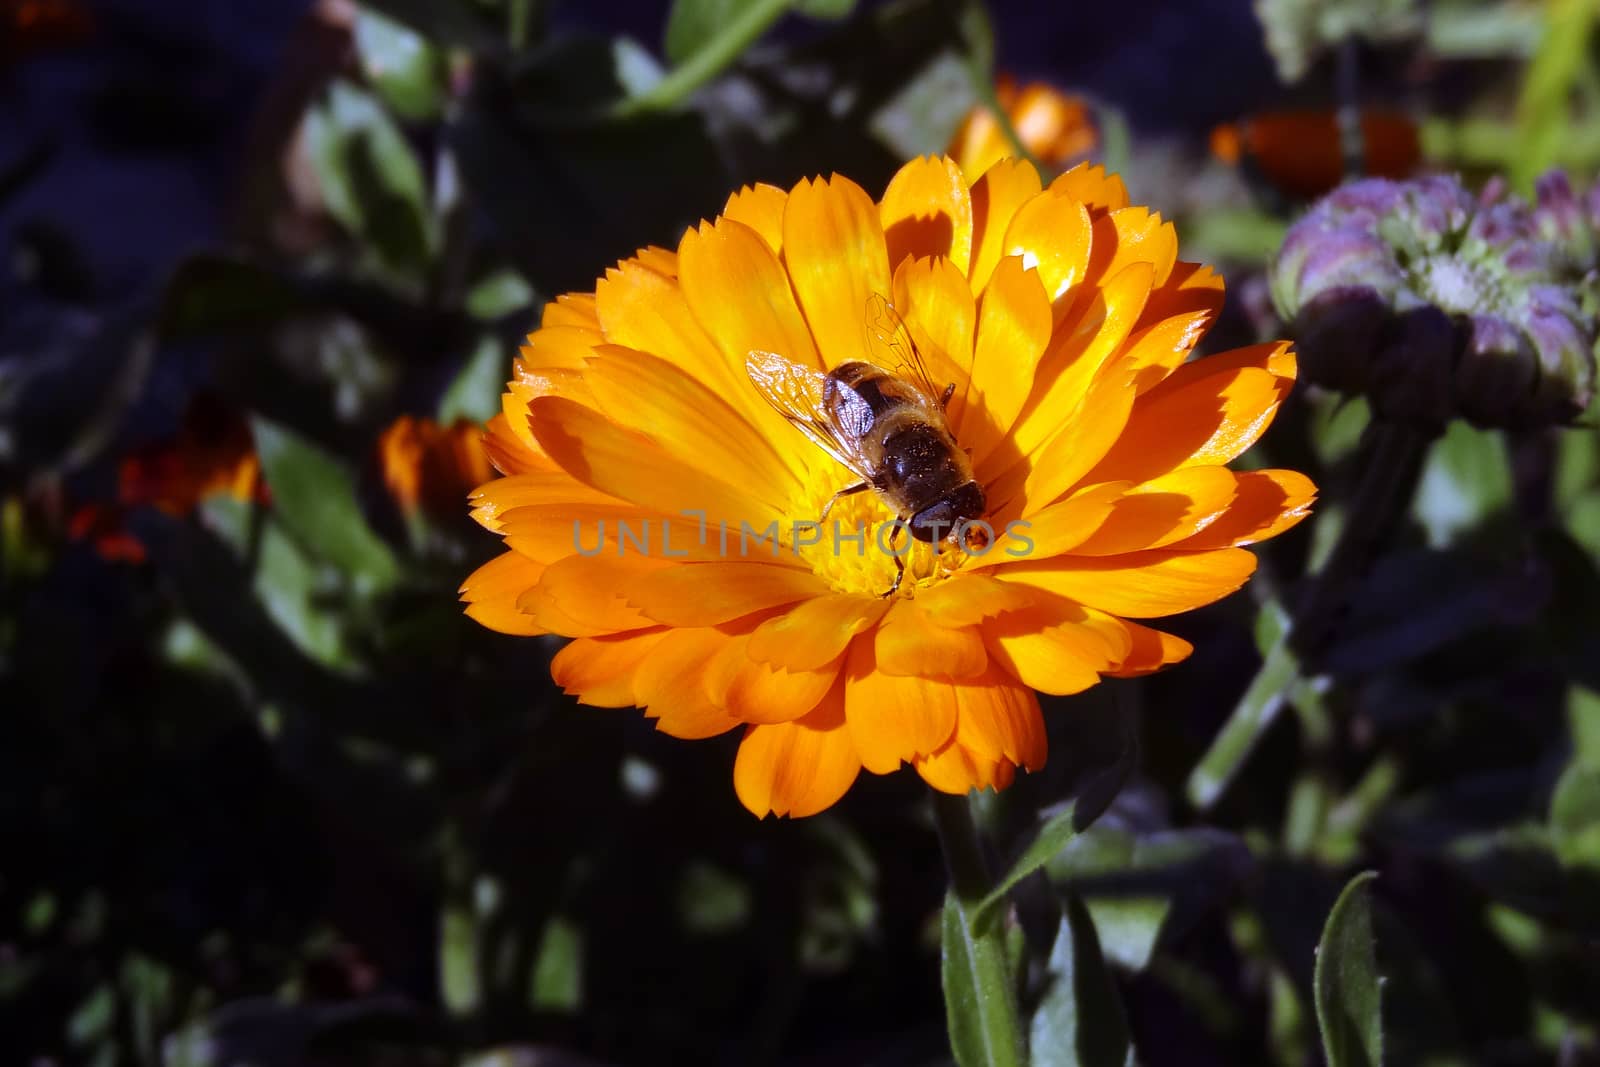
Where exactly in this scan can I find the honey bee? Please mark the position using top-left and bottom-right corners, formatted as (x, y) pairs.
(745, 294), (987, 597)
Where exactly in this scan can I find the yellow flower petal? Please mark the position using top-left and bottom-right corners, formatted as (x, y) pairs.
(1048, 162), (1129, 214)
(459, 551), (547, 636)
(1087, 207), (1177, 290)
(520, 554), (664, 636)
(1001, 187), (1092, 304)
(634, 628), (744, 739)
(1085, 342), (1297, 485)
(998, 547), (1258, 619)
(962, 254), (1052, 468)
(528, 396), (779, 529)
(707, 632), (842, 724)
(880, 154), (973, 274)
(845, 640), (957, 773)
(678, 216), (821, 371)
(892, 254), (974, 423)
(746, 594), (889, 671)
(469, 470), (617, 535)
(1068, 466), (1239, 556)
(971, 481), (1129, 566)
(913, 740), (1015, 794)
(595, 258), (742, 396)
(734, 686), (861, 818)
(953, 667), (1047, 768)
(1011, 261), (1153, 459)
(782, 174), (892, 368)
(874, 599), (987, 679)
(914, 572), (1038, 626)
(626, 562), (827, 627)
(1181, 468), (1317, 549)
(1103, 616), (1193, 677)
(551, 629), (669, 706)
(584, 347), (800, 503)
(969, 157), (1043, 291)
(721, 182), (788, 254)
(982, 604), (1109, 696)
(539, 291), (600, 329)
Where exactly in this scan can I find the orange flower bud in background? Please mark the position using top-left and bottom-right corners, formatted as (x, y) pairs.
(947, 76), (1097, 180)
(1209, 109), (1421, 200)
(376, 415), (492, 524)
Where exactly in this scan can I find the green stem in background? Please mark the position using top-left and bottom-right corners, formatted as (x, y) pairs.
(933, 791), (1024, 1067)
(1187, 418), (1437, 810)
(506, 0), (535, 51)
(1290, 419), (1436, 662)
(1335, 36), (1364, 180)
(608, 0), (793, 118)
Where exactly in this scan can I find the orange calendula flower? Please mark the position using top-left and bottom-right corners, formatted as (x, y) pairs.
(1209, 109), (1421, 200)
(462, 156), (1315, 818)
(948, 77), (1097, 181)
(376, 415), (493, 523)
(118, 395), (263, 515)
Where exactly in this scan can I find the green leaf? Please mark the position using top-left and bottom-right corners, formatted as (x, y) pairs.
(1568, 685), (1600, 767)
(972, 703), (1134, 933)
(1030, 895), (1131, 1067)
(664, 0), (746, 66)
(1513, 0), (1600, 189)
(529, 915), (583, 1012)
(438, 335), (509, 425)
(305, 82), (434, 278)
(1413, 420), (1511, 547)
(251, 418), (400, 590)
(464, 268), (535, 320)
(441, 900), (481, 1016)
(1550, 762), (1600, 872)
(1314, 871), (1385, 1067)
(971, 802), (1093, 935)
(942, 891), (1024, 1067)
(1187, 600), (1300, 810)
(355, 9), (448, 121)
(1046, 826), (1249, 972)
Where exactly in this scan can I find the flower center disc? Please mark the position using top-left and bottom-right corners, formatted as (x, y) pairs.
(790, 463), (957, 599)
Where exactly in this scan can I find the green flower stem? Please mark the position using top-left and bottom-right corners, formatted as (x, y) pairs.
(608, 0), (793, 119)
(1291, 418), (1437, 663)
(1336, 36), (1364, 180)
(933, 790), (1025, 1067)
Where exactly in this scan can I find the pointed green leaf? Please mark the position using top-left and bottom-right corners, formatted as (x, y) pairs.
(1030, 894), (1132, 1067)
(355, 9), (448, 121)
(941, 891), (1024, 1067)
(1314, 871), (1385, 1067)
(251, 418), (400, 589)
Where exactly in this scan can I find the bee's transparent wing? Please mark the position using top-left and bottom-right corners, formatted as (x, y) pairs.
(864, 292), (950, 412)
(745, 350), (875, 481)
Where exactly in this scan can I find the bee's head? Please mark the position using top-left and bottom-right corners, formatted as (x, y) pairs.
(907, 482), (987, 544)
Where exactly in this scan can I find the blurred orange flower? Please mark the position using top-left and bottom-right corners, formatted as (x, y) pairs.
(948, 77), (1097, 180)
(117, 397), (263, 515)
(1209, 109), (1421, 200)
(70, 394), (263, 562)
(376, 415), (492, 523)
(462, 157), (1314, 817)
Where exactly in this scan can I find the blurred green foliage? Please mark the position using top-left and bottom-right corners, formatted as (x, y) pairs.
(4, 0), (1600, 1065)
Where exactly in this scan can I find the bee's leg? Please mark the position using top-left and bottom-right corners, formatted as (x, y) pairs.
(881, 521), (907, 598)
(819, 481), (871, 523)
(940, 382), (956, 409)
(882, 553), (907, 599)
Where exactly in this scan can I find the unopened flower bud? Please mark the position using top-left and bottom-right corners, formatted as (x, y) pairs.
(1272, 172), (1600, 429)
